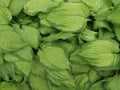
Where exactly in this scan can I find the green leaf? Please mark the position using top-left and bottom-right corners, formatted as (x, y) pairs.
(47, 2), (89, 32)
(114, 25), (120, 41)
(71, 39), (120, 70)
(9, 0), (27, 16)
(0, 64), (9, 81)
(88, 69), (100, 83)
(79, 29), (97, 41)
(47, 70), (75, 88)
(0, 28), (26, 53)
(105, 74), (120, 90)
(43, 32), (75, 42)
(37, 45), (70, 70)
(0, 0), (11, 7)
(4, 46), (33, 76)
(111, 0), (120, 6)
(71, 64), (90, 74)
(0, 82), (17, 90)
(0, 6), (12, 24)
(90, 81), (104, 90)
(55, 41), (77, 54)
(107, 5), (120, 25)
(31, 58), (45, 77)
(24, 0), (60, 16)
(18, 83), (30, 90)
(0, 54), (3, 64)
(38, 25), (57, 35)
(98, 29), (115, 39)
(74, 74), (91, 90)
(29, 74), (49, 90)
(15, 25), (40, 49)
(95, 7), (111, 20)
(94, 20), (112, 31)
(82, 0), (112, 12)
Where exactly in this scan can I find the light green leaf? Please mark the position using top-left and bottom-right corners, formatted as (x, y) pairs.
(94, 20), (112, 31)
(31, 58), (45, 77)
(0, 0), (11, 7)
(79, 29), (97, 41)
(74, 74), (91, 90)
(0, 64), (9, 81)
(90, 81), (104, 90)
(29, 74), (49, 90)
(18, 83), (30, 90)
(4, 46), (33, 76)
(107, 5), (120, 25)
(114, 25), (120, 41)
(55, 41), (77, 54)
(82, 0), (112, 12)
(88, 69), (100, 83)
(43, 32), (75, 42)
(68, 0), (82, 3)
(47, 2), (89, 32)
(0, 54), (3, 64)
(105, 74), (120, 90)
(24, 0), (60, 16)
(0, 82), (17, 90)
(111, 0), (120, 6)
(9, 0), (27, 16)
(95, 7), (111, 20)
(37, 45), (70, 70)
(16, 25), (40, 49)
(38, 25), (57, 35)
(0, 6), (12, 24)
(71, 40), (120, 70)
(71, 64), (90, 74)
(98, 29), (115, 39)
(47, 70), (75, 88)
(0, 29), (26, 53)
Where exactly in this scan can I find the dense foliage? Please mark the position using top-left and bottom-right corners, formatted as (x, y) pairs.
(0, 0), (120, 90)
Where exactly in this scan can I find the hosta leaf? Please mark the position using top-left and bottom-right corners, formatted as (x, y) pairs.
(0, 82), (17, 90)
(47, 2), (89, 32)
(24, 0), (60, 16)
(0, 0), (11, 7)
(9, 0), (27, 16)
(28, 74), (49, 90)
(0, 6), (12, 24)
(0, 29), (26, 53)
(105, 74), (120, 90)
(82, 0), (112, 12)
(15, 25), (40, 49)
(107, 5), (120, 25)
(37, 45), (70, 70)
(71, 40), (120, 70)
(114, 25), (120, 41)
(4, 46), (33, 76)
